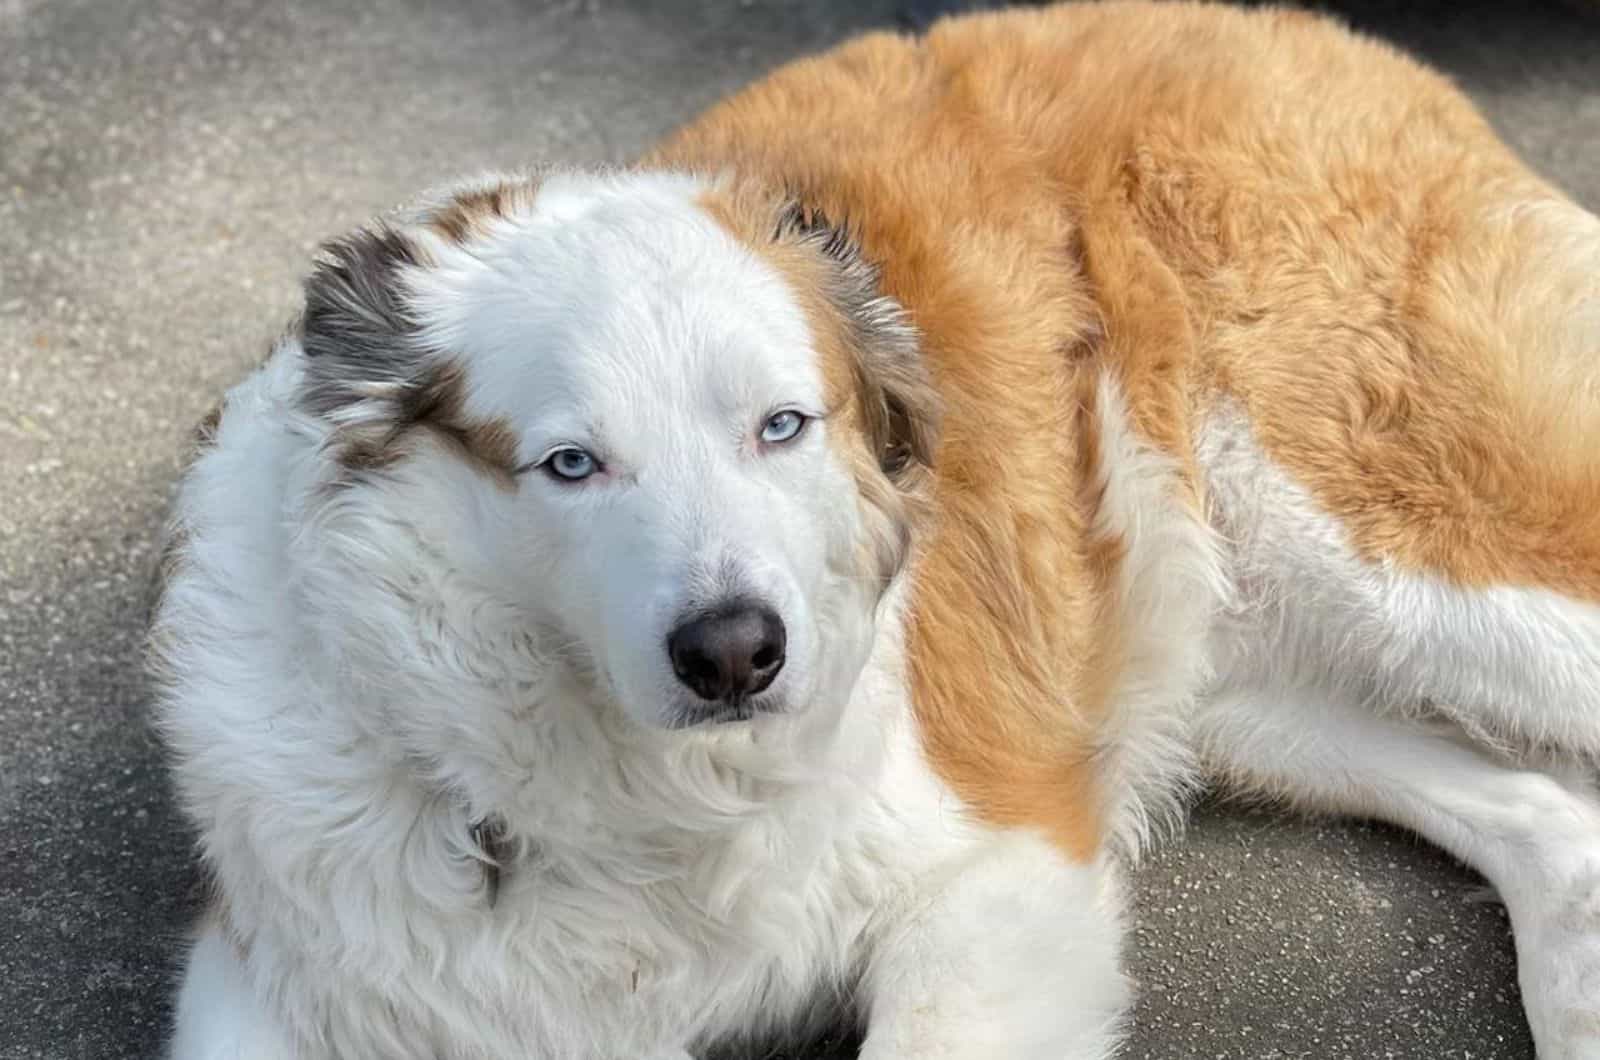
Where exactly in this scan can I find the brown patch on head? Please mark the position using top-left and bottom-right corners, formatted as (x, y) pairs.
(298, 222), (521, 487)
(423, 177), (541, 245)
(337, 360), (522, 486)
(702, 183), (943, 587)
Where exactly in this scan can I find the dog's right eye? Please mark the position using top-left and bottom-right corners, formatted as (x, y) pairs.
(541, 447), (599, 482)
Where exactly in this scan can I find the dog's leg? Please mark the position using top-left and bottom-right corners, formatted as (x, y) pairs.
(857, 832), (1128, 1060)
(1198, 683), (1600, 1060)
(169, 924), (295, 1060)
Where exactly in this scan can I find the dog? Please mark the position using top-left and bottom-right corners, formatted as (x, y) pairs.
(151, 3), (1600, 1057)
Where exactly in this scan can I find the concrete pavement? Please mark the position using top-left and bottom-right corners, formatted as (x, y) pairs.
(2, 1), (1596, 1056)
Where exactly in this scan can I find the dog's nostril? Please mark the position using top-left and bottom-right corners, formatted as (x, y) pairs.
(667, 603), (787, 704)
(686, 654), (720, 683)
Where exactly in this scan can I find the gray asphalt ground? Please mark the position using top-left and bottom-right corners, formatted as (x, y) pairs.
(2, 0), (1597, 1057)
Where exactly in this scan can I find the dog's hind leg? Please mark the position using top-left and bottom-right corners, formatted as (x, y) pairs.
(1192, 166), (1600, 756)
(1195, 338), (1600, 1055)
(1195, 682), (1600, 1059)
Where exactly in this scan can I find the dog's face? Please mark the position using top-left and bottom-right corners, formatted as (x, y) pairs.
(296, 172), (937, 735)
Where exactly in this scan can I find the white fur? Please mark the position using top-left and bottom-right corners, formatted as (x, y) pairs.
(158, 171), (1129, 1059)
(859, 839), (1129, 1060)
(168, 929), (296, 1059)
(1087, 377), (1229, 859)
(1197, 403), (1600, 1059)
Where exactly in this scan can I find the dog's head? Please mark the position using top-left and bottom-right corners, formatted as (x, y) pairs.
(293, 171), (938, 738)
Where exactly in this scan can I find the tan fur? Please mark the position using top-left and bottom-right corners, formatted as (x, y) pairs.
(335, 359), (523, 487)
(411, 362), (525, 486)
(422, 177), (542, 245)
(645, 1), (1600, 858)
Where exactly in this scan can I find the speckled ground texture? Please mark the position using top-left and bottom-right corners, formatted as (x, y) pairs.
(2, 0), (1597, 1057)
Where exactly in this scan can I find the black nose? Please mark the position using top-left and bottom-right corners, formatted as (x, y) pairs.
(667, 603), (787, 704)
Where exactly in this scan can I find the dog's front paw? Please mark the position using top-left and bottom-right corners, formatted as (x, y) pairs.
(1518, 868), (1600, 1059)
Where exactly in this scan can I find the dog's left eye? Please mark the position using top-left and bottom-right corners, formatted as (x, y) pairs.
(760, 410), (808, 445)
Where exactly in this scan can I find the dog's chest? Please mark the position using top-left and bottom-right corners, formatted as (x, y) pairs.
(477, 816), (883, 1053)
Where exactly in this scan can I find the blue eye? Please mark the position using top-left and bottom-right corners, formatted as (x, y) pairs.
(761, 410), (808, 445)
(543, 447), (598, 482)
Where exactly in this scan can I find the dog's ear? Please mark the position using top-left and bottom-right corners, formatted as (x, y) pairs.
(770, 199), (941, 585)
(298, 225), (429, 421)
(775, 201), (942, 485)
(854, 328), (941, 486)
(294, 224), (520, 479)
